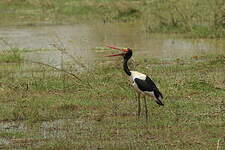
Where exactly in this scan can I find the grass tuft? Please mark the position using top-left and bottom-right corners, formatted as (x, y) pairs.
(0, 49), (23, 63)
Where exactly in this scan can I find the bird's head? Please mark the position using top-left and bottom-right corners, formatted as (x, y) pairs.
(105, 46), (132, 59)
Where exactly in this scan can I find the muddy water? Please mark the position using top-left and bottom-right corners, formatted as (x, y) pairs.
(0, 23), (225, 66)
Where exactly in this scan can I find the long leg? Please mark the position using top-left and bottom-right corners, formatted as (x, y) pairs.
(144, 96), (148, 120)
(137, 93), (141, 118)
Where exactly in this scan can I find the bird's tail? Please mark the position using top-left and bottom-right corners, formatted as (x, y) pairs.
(153, 90), (164, 106)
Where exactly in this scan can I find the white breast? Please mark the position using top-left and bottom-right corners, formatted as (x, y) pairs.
(129, 71), (155, 97)
(130, 71), (146, 81)
(129, 71), (147, 94)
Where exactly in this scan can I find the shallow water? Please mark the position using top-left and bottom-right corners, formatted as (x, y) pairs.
(0, 23), (225, 66)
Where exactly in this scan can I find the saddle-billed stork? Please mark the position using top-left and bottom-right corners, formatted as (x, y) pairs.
(106, 46), (164, 120)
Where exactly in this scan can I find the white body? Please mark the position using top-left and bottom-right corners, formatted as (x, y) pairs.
(130, 71), (155, 97)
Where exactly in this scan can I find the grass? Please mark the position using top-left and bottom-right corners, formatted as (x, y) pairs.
(0, 49), (23, 63)
(0, 49), (225, 149)
(0, 0), (224, 38)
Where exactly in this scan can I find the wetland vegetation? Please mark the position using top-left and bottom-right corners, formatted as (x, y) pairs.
(0, 48), (225, 149)
(0, 0), (225, 38)
(0, 0), (225, 149)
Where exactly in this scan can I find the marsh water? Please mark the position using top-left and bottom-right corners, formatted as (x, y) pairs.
(1, 23), (225, 66)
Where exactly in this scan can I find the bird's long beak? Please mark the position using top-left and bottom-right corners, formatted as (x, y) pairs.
(105, 45), (128, 57)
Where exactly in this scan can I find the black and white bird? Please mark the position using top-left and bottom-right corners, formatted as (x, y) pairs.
(106, 46), (164, 119)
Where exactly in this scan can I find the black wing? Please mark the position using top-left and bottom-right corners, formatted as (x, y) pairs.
(134, 76), (164, 106)
(134, 76), (159, 92)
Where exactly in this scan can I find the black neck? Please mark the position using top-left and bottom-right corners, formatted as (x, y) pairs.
(123, 58), (131, 76)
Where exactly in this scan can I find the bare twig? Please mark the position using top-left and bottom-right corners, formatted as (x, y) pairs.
(48, 35), (92, 88)
(50, 43), (86, 68)
(24, 60), (92, 88)
(50, 34), (86, 68)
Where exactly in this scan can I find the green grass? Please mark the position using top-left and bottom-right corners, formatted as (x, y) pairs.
(0, 49), (23, 63)
(0, 0), (224, 38)
(0, 51), (225, 149)
(0, 131), (26, 139)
